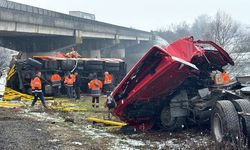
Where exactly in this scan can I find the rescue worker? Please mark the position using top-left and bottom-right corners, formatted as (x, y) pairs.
(65, 47), (81, 58)
(0, 68), (2, 78)
(73, 71), (81, 100)
(30, 72), (47, 108)
(214, 71), (230, 85)
(221, 71), (230, 84)
(64, 73), (74, 99)
(71, 72), (76, 83)
(88, 75), (103, 108)
(50, 72), (62, 96)
(55, 53), (65, 58)
(71, 72), (76, 98)
(104, 71), (113, 96)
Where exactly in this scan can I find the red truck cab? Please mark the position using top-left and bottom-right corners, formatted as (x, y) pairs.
(109, 36), (234, 131)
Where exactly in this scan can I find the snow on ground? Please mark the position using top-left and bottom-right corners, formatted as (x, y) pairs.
(0, 46), (19, 100)
(22, 111), (64, 123)
(226, 52), (250, 78)
(0, 74), (6, 99)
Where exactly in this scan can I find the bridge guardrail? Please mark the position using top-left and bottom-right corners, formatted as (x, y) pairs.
(0, 0), (152, 38)
(0, 0), (58, 17)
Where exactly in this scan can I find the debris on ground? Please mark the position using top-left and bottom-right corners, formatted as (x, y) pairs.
(0, 95), (217, 149)
(1, 38), (249, 149)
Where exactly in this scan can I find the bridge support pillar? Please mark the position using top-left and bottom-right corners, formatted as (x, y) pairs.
(113, 35), (120, 44)
(136, 37), (141, 44)
(90, 49), (101, 58)
(110, 48), (125, 59)
(75, 30), (83, 44)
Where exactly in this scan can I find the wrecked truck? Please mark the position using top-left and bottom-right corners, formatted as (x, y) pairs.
(7, 56), (126, 95)
(108, 36), (250, 144)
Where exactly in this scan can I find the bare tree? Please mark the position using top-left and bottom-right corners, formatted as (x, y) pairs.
(155, 11), (243, 53)
(207, 11), (240, 50)
(191, 14), (211, 40)
(156, 22), (191, 43)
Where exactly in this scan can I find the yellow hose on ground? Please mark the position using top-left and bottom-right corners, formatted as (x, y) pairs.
(85, 117), (126, 126)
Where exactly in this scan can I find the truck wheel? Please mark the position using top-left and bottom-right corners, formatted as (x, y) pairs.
(160, 105), (185, 131)
(211, 100), (240, 143)
(233, 99), (250, 146)
(61, 60), (75, 70)
(44, 60), (59, 70)
(85, 61), (103, 70)
(105, 66), (120, 71)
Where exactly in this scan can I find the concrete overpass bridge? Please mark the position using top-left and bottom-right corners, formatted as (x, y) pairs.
(0, 0), (155, 59)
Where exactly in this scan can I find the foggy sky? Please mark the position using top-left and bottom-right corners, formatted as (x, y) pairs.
(10, 0), (250, 31)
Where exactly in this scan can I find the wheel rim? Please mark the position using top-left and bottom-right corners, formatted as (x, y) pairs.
(161, 107), (174, 127)
(213, 113), (223, 142)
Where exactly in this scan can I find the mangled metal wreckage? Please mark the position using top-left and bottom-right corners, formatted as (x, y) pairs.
(108, 36), (250, 144)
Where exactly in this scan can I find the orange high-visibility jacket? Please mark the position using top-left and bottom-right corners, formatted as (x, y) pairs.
(50, 74), (61, 82)
(71, 74), (76, 82)
(221, 72), (230, 84)
(64, 76), (74, 86)
(30, 79), (34, 90)
(88, 79), (103, 90)
(30, 77), (42, 90)
(104, 74), (113, 84)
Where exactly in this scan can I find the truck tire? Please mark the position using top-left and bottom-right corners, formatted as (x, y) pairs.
(160, 105), (185, 132)
(44, 60), (59, 70)
(233, 99), (250, 146)
(77, 60), (84, 70)
(105, 66), (120, 72)
(105, 62), (120, 71)
(61, 60), (75, 70)
(86, 64), (103, 70)
(16, 59), (27, 66)
(105, 62), (120, 67)
(86, 60), (103, 65)
(27, 58), (42, 69)
(211, 100), (241, 143)
(85, 61), (103, 70)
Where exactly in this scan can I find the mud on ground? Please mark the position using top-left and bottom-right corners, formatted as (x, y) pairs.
(0, 96), (216, 150)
